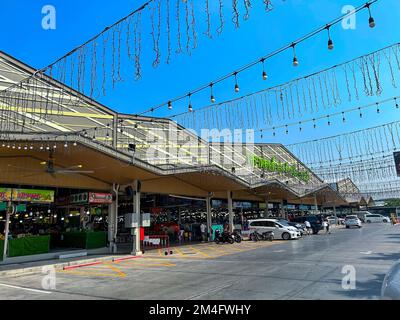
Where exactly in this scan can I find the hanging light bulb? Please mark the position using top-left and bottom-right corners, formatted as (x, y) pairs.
(326, 25), (334, 50)
(40, 145), (44, 150)
(327, 115), (331, 126)
(342, 112), (346, 122)
(366, 3), (376, 28)
(312, 119), (317, 129)
(233, 72), (240, 92)
(73, 141), (77, 146)
(395, 98), (399, 109)
(29, 145), (34, 150)
(376, 102), (380, 113)
(168, 101), (172, 110)
(285, 125), (289, 134)
(299, 122), (302, 131)
(261, 58), (268, 80)
(359, 107), (363, 118)
(292, 43), (299, 67)
(188, 93), (193, 112)
(272, 127), (276, 137)
(64, 142), (68, 148)
(210, 83), (216, 103)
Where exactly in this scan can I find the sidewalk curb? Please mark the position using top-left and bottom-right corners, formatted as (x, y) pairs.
(0, 255), (117, 277)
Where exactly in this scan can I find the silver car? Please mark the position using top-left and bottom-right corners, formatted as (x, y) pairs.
(345, 215), (362, 229)
(382, 260), (400, 300)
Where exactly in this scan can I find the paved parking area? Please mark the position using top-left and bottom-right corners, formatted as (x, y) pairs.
(0, 224), (399, 300)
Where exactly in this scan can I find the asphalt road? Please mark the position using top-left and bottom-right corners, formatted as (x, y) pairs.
(0, 224), (399, 300)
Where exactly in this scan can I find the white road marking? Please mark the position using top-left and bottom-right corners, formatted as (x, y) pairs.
(273, 250), (286, 253)
(0, 283), (52, 294)
(360, 251), (373, 255)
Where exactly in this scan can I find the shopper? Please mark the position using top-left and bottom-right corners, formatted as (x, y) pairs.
(325, 220), (331, 234)
(305, 220), (312, 235)
(200, 222), (207, 242)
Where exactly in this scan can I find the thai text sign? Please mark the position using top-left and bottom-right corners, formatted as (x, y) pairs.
(12, 189), (55, 203)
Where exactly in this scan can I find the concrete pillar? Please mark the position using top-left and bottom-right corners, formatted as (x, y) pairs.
(3, 203), (13, 261)
(280, 200), (285, 219)
(264, 199), (269, 217)
(109, 184), (119, 253)
(227, 191), (234, 232)
(132, 180), (142, 256)
(206, 196), (212, 241)
(314, 194), (318, 214)
(333, 205), (337, 225)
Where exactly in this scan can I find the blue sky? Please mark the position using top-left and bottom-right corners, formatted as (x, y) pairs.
(1, 0), (400, 145)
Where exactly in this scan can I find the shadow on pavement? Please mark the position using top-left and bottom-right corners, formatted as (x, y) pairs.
(329, 273), (385, 299)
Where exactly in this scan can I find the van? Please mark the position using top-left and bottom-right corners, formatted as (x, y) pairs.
(353, 211), (371, 222)
(248, 219), (300, 240)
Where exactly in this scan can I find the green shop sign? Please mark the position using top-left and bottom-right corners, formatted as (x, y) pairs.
(249, 155), (310, 183)
(0, 188), (54, 203)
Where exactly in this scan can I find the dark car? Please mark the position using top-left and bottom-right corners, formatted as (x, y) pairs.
(291, 215), (323, 234)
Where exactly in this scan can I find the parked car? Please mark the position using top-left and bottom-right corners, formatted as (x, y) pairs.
(278, 219), (306, 236)
(345, 215), (362, 228)
(381, 260), (400, 300)
(364, 214), (390, 224)
(326, 216), (345, 225)
(291, 215), (323, 234)
(248, 219), (300, 240)
(353, 211), (371, 223)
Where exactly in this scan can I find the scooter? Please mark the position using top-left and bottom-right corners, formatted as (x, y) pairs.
(232, 231), (242, 243)
(214, 229), (235, 244)
(249, 230), (274, 242)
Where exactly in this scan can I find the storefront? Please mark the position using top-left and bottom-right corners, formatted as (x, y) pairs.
(0, 187), (111, 261)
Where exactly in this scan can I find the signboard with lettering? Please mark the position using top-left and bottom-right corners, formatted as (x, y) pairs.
(0, 188), (12, 201)
(88, 192), (113, 204)
(12, 189), (55, 203)
(249, 155), (310, 183)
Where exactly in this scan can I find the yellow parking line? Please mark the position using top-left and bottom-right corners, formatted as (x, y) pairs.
(57, 270), (123, 278)
(189, 246), (212, 258)
(174, 248), (185, 256)
(114, 262), (176, 268)
(103, 263), (127, 278)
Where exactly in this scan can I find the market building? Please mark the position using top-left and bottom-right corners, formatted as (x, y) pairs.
(0, 50), (349, 262)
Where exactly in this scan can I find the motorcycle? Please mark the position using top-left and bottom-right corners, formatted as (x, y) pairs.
(232, 231), (242, 243)
(214, 229), (235, 244)
(249, 230), (274, 242)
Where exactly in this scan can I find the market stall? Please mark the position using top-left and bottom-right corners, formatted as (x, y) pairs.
(59, 231), (107, 249)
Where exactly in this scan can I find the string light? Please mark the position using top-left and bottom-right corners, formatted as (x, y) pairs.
(395, 97), (399, 109)
(168, 101), (173, 110)
(188, 93), (193, 112)
(291, 43), (299, 67)
(376, 102), (380, 113)
(326, 25), (334, 50)
(261, 58), (268, 80)
(366, 3), (376, 28)
(234, 72), (240, 92)
(131, 1), (378, 116)
(210, 83), (216, 103)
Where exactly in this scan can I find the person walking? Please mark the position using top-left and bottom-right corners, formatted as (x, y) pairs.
(305, 220), (312, 235)
(324, 219), (331, 234)
(200, 222), (207, 243)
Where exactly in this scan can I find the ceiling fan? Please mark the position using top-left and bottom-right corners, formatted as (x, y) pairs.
(7, 150), (95, 178)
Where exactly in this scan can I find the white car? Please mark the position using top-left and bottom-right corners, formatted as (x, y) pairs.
(365, 214), (390, 224)
(248, 219), (300, 240)
(345, 215), (362, 229)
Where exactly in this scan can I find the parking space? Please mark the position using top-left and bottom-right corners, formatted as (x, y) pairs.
(56, 240), (283, 280)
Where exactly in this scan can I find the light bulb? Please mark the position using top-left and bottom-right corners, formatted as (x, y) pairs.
(235, 84), (240, 93)
(211, 95), (216, 103)
(369, 16), (376, 28)
(168, 101), (172, 110)
(328, 39), (334, 50)
(293, 57), (299, 67)
(262, 71), (268, 80)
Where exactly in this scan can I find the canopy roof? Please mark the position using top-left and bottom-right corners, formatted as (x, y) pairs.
(0, 51), (347, 205)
